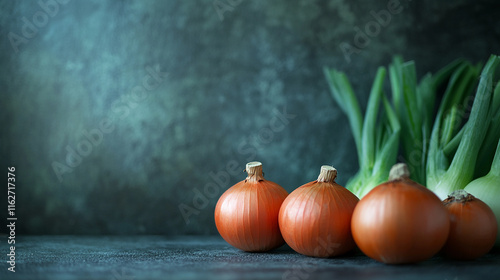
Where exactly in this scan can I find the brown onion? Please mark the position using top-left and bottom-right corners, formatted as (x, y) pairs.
(351, 163), (450, 264)
(279, 165), (359, 257)
(214, 162), (288, 252)
(441, 190), (497, 260)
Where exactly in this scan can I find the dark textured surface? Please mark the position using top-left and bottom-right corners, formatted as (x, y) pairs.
(1, 0), (500, 235)
(2, 236), (500, 280)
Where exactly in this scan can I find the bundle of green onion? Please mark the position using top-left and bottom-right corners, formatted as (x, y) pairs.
(324, 55), (500, 244)
(323, 67), (400, 198)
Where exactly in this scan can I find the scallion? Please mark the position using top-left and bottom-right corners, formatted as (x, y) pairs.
(427, 55), (500, 199)
(465, 137), (500, 245)
(324, 67), (400, 198)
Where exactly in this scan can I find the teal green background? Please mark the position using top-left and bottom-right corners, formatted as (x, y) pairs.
(1, 0), (499, 235)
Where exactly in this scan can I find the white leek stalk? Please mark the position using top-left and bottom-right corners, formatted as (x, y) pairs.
(427, 55), (500, 199)
(465, 138), (500, 246)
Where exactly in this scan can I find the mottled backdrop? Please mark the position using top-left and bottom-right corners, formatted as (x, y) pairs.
(1, 0), (499, 235)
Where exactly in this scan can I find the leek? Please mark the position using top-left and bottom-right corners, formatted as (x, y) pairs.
(389, 57), (435, 185)
(427, 55), (500, 199)
(465, 138), (500, 246)
(324, 67), (400, 198)
(474, 81), (500, 178)
(388, 57), (472, 186)
(323, 54), (500, 202)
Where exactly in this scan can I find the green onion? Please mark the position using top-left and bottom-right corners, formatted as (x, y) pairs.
(324, 54), (500, 203)
(387, 57), (479, 187)
(465, 137), (500, 246)
(389, 57), (435, 185)
(427, 55), (500, 199)
(324, 67), (400, 198)
(475, 81), (500, 178)
(323, 69), (363, 166)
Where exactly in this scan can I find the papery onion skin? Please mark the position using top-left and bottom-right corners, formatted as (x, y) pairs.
(465, 175), (500, 246)
(279, 166), (359, 258)
(214, 162), (288, 252)
(351, 163), (450, 264)
(441, 190), (497, 260)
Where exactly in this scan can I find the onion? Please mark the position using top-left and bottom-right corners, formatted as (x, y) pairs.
(214, 161), (288, 252)
(441, 190), (497, 260)
(465, 138), (500, 246)
(278, 165), (359, 258)
(351, 163), (450, 264)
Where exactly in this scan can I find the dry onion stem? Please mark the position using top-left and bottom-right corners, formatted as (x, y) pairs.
(441, 190), (497, 260)
(351, 163), (450, 264)
(215, 162), (288, 252)
(279, 165), (359, 258)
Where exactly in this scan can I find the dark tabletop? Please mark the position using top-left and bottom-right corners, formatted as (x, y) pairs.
(2, 235), (500, 280)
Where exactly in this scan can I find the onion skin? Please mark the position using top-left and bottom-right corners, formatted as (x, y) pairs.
(464, 175), (500, 246)
(214, 162), (288, 252)
(351, 163), (450, 264)
(279, 166), (359, 258)
(441, 190), (497, 260)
